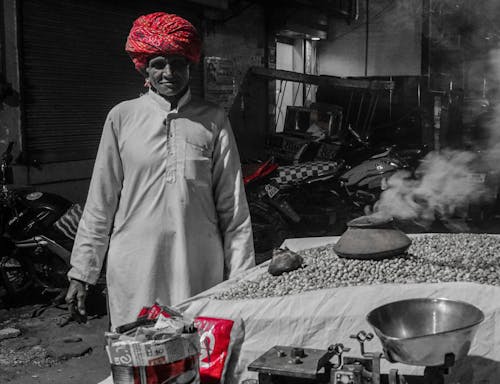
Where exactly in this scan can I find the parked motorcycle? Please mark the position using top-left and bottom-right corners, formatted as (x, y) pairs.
(243, 158), (345, 264)
(337, 147), (413, 213)
(313, 116), (427, 217)
(0, 142), (87, 305)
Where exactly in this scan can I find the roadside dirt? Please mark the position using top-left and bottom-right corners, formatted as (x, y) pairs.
(0, 304), (110, 384)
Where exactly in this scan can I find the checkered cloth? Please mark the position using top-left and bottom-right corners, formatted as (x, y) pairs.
(270, 161), (342, 185)
(53, 203), (83, 240)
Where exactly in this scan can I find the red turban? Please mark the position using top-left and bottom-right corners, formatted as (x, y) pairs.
(125, 12), (202, 72)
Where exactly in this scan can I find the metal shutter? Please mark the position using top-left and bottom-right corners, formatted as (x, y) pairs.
(21, 0), (203, 163)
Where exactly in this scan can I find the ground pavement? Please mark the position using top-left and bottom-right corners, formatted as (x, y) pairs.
(0, 305), (110, 384)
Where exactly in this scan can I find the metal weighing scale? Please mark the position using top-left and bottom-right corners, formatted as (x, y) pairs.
(247, 298), (485, 384)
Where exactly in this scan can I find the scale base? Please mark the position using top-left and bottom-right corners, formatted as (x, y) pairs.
(253, 371), (439, 384)
(248, 345), (453, 384)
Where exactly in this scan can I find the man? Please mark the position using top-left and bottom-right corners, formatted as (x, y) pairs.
(65, 12), (255, 329)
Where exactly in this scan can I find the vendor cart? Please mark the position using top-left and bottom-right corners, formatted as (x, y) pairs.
(175, 234), (500, 384)
(99, 234), (500, 384)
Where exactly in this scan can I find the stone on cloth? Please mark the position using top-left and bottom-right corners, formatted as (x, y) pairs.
(268, 248), (303, 276)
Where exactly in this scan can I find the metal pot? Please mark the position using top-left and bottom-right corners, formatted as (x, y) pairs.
(333, 213), (412, 259)
(366, 298), (485, 366)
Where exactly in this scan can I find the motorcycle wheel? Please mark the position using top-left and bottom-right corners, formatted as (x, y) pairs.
(26, 248), (70, 292)
(0, 251), (34, 302)
(288, 187), (342, 236)
(249, 201), (291, 265)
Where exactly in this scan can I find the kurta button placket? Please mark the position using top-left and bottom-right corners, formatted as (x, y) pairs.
(164, 115), (177, 183)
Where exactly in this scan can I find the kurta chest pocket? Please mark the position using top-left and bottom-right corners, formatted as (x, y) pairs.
(183, 139), (213, 186)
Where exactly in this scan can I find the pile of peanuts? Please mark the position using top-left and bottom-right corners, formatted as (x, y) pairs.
(214, 233), (500, 300)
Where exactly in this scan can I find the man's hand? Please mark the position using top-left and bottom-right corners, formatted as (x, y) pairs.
(65, 279), (88, 323)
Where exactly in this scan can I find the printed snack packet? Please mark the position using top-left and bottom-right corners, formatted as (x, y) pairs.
(137, 306), (151, 318)
(147, 303), (163, 320)
(194, 316), (244, 384)
(107, 303), (201, 384)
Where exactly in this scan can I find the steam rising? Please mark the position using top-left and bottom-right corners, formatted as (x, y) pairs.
(371, 15), (500, 227)
(483, 49), (500, 161)
(374, 151), (490, 224)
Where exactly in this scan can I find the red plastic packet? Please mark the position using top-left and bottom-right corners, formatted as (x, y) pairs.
(194, 316), (243, 384)
(138, 303), (179, 321)
(137, 306), (151, 318)
(159, 309), (171, 319)
(147, 303), (162, 320)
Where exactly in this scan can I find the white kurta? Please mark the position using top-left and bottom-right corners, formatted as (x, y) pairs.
(68, 89), (255, 329)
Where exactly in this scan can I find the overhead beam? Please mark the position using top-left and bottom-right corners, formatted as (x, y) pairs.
(249, 67), (394, 91)
(187, 0), (229, 10)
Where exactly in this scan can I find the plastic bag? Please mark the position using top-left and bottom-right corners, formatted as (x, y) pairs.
(194, 316), (243, 384)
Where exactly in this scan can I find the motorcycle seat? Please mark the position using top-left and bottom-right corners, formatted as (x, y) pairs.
(270, 161), (343, 186)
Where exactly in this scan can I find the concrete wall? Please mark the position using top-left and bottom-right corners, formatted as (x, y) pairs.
(1, 0), (97, 204)
(318, 0), (422, 77)
(24, 160), (95, 204)
(203, 4), (266, 102)
(1, 0), (24, 181)
(203, 4), (267, 162)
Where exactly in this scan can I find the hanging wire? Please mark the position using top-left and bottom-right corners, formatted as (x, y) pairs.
(305, 83), (313, 102)
(274, 79), (285, 125)
(291, 82), (301, 106)
(274, 80), (289, 131)
(303, 83), (315, 107)
(275, 79), (315, 131)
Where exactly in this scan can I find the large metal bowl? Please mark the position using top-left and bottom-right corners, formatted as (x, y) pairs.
(366, 298), (484, 366)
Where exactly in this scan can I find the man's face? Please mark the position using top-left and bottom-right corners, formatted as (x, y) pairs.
(145, 55), (190, 98)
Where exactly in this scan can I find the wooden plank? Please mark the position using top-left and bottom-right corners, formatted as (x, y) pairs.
(249, 67), (394, 91)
